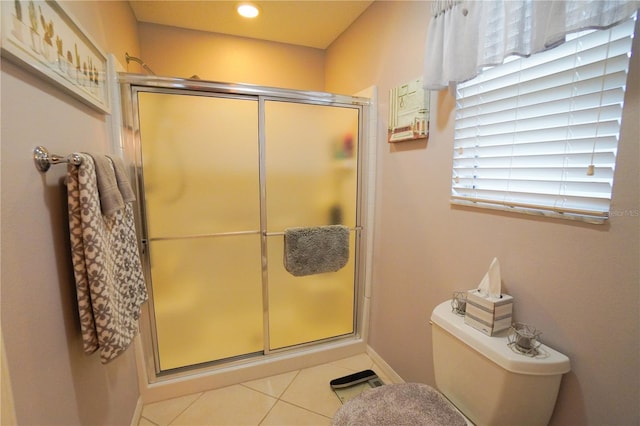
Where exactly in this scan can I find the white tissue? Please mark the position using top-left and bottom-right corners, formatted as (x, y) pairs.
(477, 257), (501, 298)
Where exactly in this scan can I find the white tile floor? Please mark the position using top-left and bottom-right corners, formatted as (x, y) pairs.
(138, 353), (394, 426)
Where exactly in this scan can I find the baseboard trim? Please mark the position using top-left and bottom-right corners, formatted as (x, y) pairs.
(366, 345), (405, 384)
(130, 396), (143, 426)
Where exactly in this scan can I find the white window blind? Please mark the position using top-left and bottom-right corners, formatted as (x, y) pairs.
(452, 14), (636, 224)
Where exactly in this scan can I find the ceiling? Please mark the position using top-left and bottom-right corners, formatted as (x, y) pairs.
(128, 1), (374, 49)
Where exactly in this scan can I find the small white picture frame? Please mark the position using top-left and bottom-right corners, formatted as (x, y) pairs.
(388, 77), (429, 143)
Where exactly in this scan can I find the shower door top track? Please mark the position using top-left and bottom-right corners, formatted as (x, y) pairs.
(120, 73), (371, 107)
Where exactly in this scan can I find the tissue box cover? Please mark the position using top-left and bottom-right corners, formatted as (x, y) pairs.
(464, 290), (513, 336)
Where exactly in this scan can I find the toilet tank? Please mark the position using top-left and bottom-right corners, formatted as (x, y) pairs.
(430, 300), (570, 426)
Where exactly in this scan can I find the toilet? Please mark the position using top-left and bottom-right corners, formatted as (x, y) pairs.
(333, 299), (571, 426)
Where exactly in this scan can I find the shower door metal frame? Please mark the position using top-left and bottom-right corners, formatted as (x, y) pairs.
(119, 74), (371, 378)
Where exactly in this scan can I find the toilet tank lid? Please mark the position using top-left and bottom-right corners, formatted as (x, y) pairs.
(431, 300), (571, 376)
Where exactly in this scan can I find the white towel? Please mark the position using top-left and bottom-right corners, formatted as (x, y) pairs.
(67, 154), (147, 363)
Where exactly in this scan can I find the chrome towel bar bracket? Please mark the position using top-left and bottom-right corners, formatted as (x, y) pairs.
(34, 146), (82, 172)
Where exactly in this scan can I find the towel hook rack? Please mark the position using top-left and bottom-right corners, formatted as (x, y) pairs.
(33, 146), (82, 172)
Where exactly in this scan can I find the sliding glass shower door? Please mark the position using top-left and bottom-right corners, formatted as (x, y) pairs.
(136, 89), (360, 372)
(264, 101), (358, 349)
(138, 92), (263, 371)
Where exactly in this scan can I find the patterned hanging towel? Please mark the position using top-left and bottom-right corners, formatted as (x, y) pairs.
(67, 154), (148, 363)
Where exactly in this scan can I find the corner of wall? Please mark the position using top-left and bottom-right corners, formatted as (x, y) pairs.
(129, 396), (144, 426)
(366, 345), (405, 384)
(1, 331), (17, 426)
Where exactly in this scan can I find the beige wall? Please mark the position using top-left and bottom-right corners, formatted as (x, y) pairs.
(2, 1), (638, 425)
(138, 22), (326, 90)
(326, 1), (639, 425)
(62, 0), (141, 66)
(1, 2), (141, 425)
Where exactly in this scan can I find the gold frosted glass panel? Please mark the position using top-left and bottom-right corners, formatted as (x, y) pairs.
(138, 92), (263, 371)
(138, 92), (260, 238)
(150, 236), (263, 371)
(136, 91), (361, 371)
(265, 101), (359, 349)
(267, 236), (355, 349)
(264, 101), (359, 231)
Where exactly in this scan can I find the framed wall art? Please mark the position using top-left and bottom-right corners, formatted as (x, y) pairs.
(388, 77), (429, 143)
(1, 0), (110, 113)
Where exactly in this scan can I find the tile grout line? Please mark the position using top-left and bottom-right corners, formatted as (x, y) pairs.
(141, 356), (379, 426)
(276, 399), (335, 422)
(247, 369), (303, 426)
(254, 393), (279, 426)
(167, 392), (206, 426)
(276, 367), (341, 422)
(278, 369), (301, 398)
(139, 415), (161, 426)
(274, 366), (335, 424)
(253, 368), (335, 425)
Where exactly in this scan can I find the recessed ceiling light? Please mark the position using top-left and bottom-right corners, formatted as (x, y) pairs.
(237, 3), (260, 18)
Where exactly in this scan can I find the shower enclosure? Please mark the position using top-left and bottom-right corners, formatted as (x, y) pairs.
(119, 75), (371, 377)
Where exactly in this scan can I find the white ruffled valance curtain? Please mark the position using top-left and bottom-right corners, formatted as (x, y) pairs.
(423, 0), (639, 90)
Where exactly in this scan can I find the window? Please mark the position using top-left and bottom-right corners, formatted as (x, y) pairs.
(452, 14), (636, 224)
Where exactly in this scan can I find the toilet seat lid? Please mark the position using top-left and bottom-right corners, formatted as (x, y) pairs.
(332, 383), (466, 426)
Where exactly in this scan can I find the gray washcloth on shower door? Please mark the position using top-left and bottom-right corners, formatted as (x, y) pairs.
(284, 225), (350, 276)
